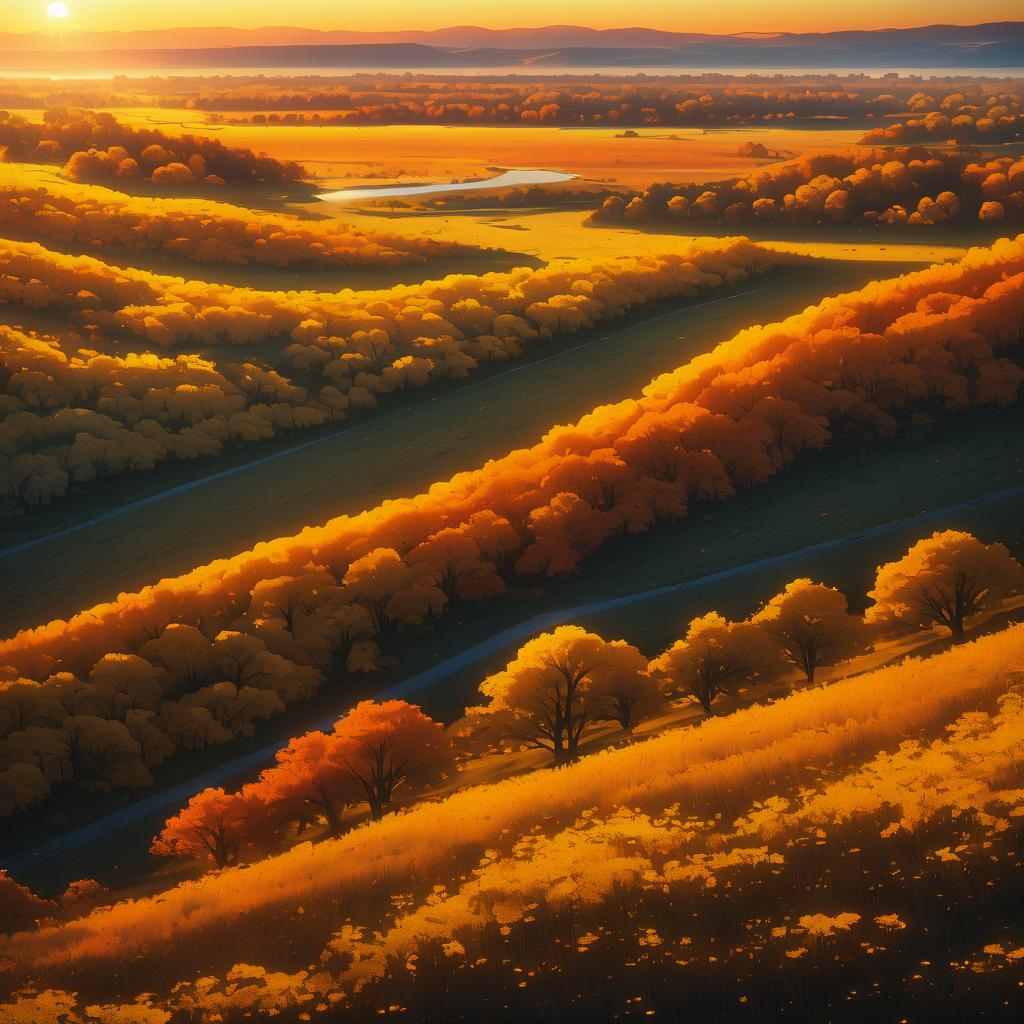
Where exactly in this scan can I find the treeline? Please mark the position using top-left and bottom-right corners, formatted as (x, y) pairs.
(592, 148), (1024, 227)
(860, 89), (1024, 144)
(2, 73), (1018, 116)
(1, 78), (1020, 132)
(203, 82), (1023, 129)
(142, 528), (1022, 868)
(0, 237), (780, 516)
(0, 108), (304, 186)
(0, 173), (463, 268)
(119, 76), (1021, 128)
(1, 234), (1022, 818)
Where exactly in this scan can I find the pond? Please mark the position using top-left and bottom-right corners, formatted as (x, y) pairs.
(317, 168), (576, 203)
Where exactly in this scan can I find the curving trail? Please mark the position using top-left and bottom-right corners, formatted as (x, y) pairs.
(3, 479), (1021, 876)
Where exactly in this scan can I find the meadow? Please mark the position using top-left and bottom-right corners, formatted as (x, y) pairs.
(1, 66), (1023, 1023)
(2, 621), (1022, 1019)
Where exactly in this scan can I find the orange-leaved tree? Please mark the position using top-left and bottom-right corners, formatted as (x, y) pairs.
(331, 700), (452, 820)
(150, 785), (269, 868)
(258, 729), (361, 836)
(866, 530), (1024, 639)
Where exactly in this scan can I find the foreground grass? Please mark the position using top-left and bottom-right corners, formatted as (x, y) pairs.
(2, 624), (1021, 1021)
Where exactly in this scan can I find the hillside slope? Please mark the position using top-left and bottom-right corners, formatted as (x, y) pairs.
(2, 623), (1022, 1020)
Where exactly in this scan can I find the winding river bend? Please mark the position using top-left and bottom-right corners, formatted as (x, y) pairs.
(318, 167), (576, 203)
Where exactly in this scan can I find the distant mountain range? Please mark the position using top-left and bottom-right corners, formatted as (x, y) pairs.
(1, 22), (1022, 70)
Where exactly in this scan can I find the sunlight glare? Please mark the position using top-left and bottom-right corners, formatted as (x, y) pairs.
(47, 2), (70, 18)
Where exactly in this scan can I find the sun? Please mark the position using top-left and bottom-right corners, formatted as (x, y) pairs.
(46, 2), (70, 18)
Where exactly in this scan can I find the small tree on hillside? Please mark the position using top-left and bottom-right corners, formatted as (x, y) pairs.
(332, 700), (452, 820)
(259, 730), (361, 836)
(751, 579), (867, 684)
(867, 530), (1024, 640)
(151, 785), (268, 869)
(650, 612), (773, 714)
(473, 626), (654, 762)
(587, 641), (664, 735)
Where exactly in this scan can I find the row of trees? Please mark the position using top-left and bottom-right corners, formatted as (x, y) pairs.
(2, 235), (1023, 819)
(0, 173), (462, 269)
(0, 237), (781, 515)
(0, 108), (304, 186)
(860, 90), (1023, 145)
(592, 148), (1024, 227)
(180, 79), (1021, 129)
(148, 528), (1023, 868)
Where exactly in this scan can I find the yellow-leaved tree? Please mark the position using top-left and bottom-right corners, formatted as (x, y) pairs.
(751, 580), (868, 683)
(472, 626), (661, 762)
(867, 530), (1024, 639)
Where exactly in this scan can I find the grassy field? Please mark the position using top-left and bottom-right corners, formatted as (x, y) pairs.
(334, 204), (987, 265)
(18, 109), (867, 188)
(8, 619), (1022, 1020)
(0, 258), (913, 637)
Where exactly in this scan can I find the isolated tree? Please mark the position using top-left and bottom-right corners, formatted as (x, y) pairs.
(151, 785), (267, 868)
(650, 612), (771, 714)
(751, 580), (867, 683)
(867, 530), (1024, 639)
(332, 700), (451, 819)
(58, 878), (109, 916)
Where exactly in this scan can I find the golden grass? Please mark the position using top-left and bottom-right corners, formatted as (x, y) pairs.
(5, 623), (1020, 979)
(334, 206), (976, 267)
(7, 109), (867, 188)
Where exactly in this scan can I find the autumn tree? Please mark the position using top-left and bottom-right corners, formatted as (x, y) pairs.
(587, 642), (664, 734)
(151, 785), (268, 868)
(331, 700), (451, 819)
(650, 612), (773, 714)
(259, 730), (360, 835)
(58, 878), (109, 916)
(342, 549), (446, 636)
(474, 626), (650, 762)
(867, 531), (1024, 639)
(751, 580), (867, 683)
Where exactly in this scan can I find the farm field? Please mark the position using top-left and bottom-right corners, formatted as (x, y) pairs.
(2, 39), (1024, 1024)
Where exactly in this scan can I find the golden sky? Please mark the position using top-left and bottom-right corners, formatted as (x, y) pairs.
(2, 0), (1019, 35)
